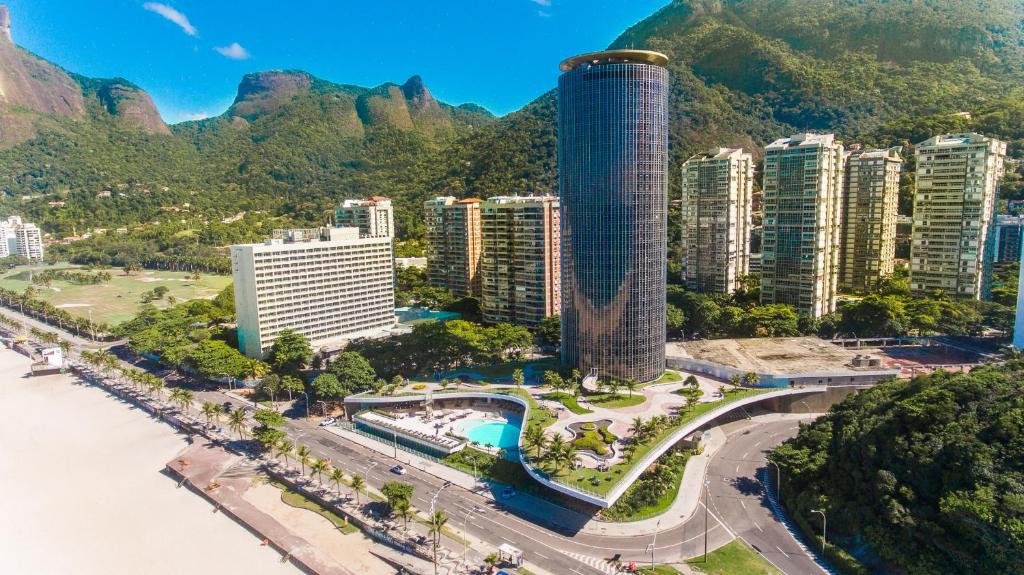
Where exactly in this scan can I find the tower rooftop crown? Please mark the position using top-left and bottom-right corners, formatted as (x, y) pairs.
(559, 49), (668, 72)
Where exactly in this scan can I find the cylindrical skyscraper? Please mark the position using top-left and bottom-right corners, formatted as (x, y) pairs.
(558, 49), (669, 383)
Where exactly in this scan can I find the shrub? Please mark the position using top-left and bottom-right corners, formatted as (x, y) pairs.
(581, 422), (597, 431)
(573, 432), (609, 455)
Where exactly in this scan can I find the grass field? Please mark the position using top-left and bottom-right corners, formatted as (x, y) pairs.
(271, 481), (358, 534)
(687, 539), (784, 575)
(0, 264), (231, 326)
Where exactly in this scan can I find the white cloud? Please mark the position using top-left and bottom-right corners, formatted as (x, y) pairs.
(538, 10), (552, 17)
(143, 3), (197, 37)
(180, 112), (209, 121)
(215, 42), (251, 60)
(531, 0), (552, 5)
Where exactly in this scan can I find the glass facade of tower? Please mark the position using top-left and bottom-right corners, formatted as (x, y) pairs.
(558, 52), (669, 383)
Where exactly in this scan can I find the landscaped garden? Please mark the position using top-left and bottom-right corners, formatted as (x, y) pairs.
(523, 388), (771, 496)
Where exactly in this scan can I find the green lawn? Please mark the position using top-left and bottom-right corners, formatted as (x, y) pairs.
(443, 446), (534, 487)
(501, 388), (557, 429)
(637, 566), (682, 575)
(271, 481), (358, 534)
(541, 389), (770, 495)
(687, 539), (783, 575)
(651, 370), (683, 385)
(587, 392), (646, 409)
(0, 263), (230, 325)
(542, 392), (593, 414)
(604, 451), (691, 521)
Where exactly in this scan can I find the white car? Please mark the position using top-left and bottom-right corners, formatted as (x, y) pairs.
(390, 465), (407, 475)
(319, 417), (336, 427)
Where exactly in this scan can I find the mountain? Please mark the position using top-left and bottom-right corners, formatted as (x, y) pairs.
(0, 6), (168, 143)
(1, 1), (1023, 244)
(415, 0), (1024, 204)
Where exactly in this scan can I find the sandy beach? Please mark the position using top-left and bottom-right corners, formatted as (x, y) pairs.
(0, 347), (301, 575)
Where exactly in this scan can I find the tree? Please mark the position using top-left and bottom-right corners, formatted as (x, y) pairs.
(523, 424), (548, 458)
(228, 408), (248, 440)
(684, 375), (699, 388)
(428, 510), (449, 575)
(327, 351), (377, 392)
(123, 260), (140, 275)
(543, 370), (564, 393)
(393, 498), (413, 531)
(629, 417), (647, 442)
(310, 458), (330, 485)
(512, 368), (525, 389)
(310, 373), (344, 400)
(329, 467), (346, 499)
(281, 375), (305, 402)
(666, 304), (686, 338)
(537, 314), (561, 346)
(256, 374), (282, 405)
(295, 445), (312, 476)
(275, 440), (294, 468)
(350, 475), (365, 506)
(625, 378), (638, 397)
(381, 481), (414, 513)
(742, 372), (760, 387)
(252, 409), (287, 452)
(268, 329), (312, 376)
(201, 401), (218, 427)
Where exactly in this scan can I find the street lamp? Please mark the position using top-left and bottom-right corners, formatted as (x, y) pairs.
(429, 481), (451, 515)
(650, 518), (662, 571)
(811, 509), (827, 556)
(767, 460), (781, 500)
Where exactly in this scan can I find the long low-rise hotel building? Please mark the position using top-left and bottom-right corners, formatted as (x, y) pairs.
(232, 227), (396, 359)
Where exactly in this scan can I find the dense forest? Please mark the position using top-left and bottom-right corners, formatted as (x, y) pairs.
(772, 362), (1024, 574)
(2, 0), (1023, 246)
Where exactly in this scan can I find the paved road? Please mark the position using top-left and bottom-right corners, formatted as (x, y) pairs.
(208, 388), (820, 574)
(9, 309), (822, 575)
(705, 418), (826, 574)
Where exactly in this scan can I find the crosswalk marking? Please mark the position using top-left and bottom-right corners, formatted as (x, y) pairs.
(561, 550), (627, 575)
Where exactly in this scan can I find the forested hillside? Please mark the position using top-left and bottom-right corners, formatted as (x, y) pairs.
(772, 363), (1024, 574)
(0, 0), (1023, 244)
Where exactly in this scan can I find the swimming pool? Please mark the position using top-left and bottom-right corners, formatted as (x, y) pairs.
(457, 417), (522, 451)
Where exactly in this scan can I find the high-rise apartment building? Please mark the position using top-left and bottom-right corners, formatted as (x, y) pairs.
(840, 147), (901, 291)
(993, 215), (1024, 263)
(910, 133), (1007, 298)
(680, 148), (753, 293)
(760, 133), (844, 318)
(558, 49), (669, 382)
(0, 215), (43, 260)
(334, 196), (394, 239)
(231, 227), (395, 359)
(479, 196), (561, 327)
(424, 197), (483, 297)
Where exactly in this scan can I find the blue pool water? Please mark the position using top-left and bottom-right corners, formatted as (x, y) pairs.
(458, 417), (522, 450)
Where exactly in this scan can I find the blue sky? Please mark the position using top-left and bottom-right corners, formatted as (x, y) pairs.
(8, 0), (668, 123)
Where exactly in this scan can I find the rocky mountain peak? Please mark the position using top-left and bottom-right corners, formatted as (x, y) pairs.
(400, 74), (439, 112)
(0, 5), (11, 43)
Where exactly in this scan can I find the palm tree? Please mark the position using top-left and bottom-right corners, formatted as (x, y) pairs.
(394, 498), (413, 531)
(228, 409), (248, 440)
(546, 434), (566, 472)
(275, 440), (294, 468)
(201, 401), (218, 427)
(742, 371), (760, 387)
(311, 458), (330, 485)
(350, 475), (365, 505)
(428, 510), (448, 575)
(147, 376), (166, 401)
(629, 416), (646, 442)
(172, 389), (194, 414)
(211, 403), (225, 427)
(168, 388), (185, 411)
(485, 553), (499, 571)
(560, 444), (580, 472)
(625, 377), (638, 397)
(608, 379), (622, 397)
(329, 468), (346, 498)
(295, 445), (312, 476)
(512, 369), (525, 390)
(523, 424), (547, 458)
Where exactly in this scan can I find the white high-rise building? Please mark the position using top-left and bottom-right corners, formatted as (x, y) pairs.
(0, 215), (43, 260)
(760, 133), (844, 318)
(910, 133), (1007, 299)
(334, 196), (394, 239)
(680, 147), (753, 293)
(231, 227), (396, 359)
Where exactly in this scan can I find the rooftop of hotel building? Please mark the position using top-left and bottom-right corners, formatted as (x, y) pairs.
(766, 133), (836, 150)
